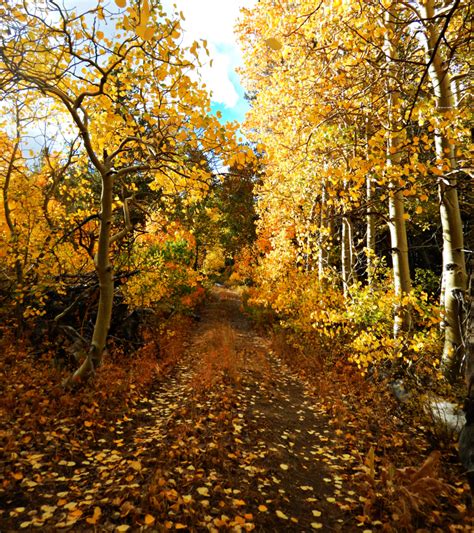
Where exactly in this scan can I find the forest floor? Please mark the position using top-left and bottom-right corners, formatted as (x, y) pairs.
(1, 286), (473, 532)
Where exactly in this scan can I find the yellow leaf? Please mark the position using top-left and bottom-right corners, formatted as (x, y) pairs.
(258, 505), (268, 512)
(40, 505), (57, 514)
(115, 0), (126, 7)
(129, 460), (142, 471)
(197, 487), (209, 497)
(265, 37), (282, 50)
(415, 206), (423, 214)
(116, 526), (130, 532)
(64, 502), (77, 511)
(312, 510), (322, 517)
(175, 524), (187, 530)
(311, 523), (323, 529)
(276, 510), (288, 519)
(142, 0), (150, 20)
(279, 464), (289, 470)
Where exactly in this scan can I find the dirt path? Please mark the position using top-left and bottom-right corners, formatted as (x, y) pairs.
(1, 286), (359, 532)
(148, 285), (355, 532)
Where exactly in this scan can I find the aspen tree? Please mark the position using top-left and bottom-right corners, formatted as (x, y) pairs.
(0, 0), (243, 381)
(417, 0), (468, 378)
(383, 4), (413, 335)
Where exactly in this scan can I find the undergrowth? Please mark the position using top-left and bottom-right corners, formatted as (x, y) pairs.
(268, 327), (471, 531)
(0, 313), (193, 458)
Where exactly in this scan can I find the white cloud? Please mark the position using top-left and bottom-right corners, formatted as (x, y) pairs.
(163, 0), (252, 45)
(201, 49), (239, 107)
(162, 0), (256, 108)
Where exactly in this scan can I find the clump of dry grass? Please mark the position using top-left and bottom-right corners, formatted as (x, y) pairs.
(192, 323), (243, 391)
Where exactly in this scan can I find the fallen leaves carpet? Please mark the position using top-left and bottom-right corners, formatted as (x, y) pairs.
(1, 286), (471, 531)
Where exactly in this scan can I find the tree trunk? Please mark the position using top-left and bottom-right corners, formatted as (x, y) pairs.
(366, 173), (376, 286)
(70, 169), (115, 382)
(318, 182), (328, 281)
(384, 7), (412, 336)
(420, 0), (467, 379)
(2, 110), (24, 329)
(365, 119), (376, 286)
(342, 216), (356, 297)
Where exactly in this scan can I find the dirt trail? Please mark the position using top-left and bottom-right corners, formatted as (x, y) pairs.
(165, 285), (353, 532)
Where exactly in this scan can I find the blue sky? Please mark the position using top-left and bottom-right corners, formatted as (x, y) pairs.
(209, 47), (250, 124)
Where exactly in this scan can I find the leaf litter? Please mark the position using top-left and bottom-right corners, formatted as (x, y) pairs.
(1, 286), (472, 531)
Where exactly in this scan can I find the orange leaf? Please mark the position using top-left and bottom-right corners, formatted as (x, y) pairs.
(136, 24), (147, 39)
(86, 507), (101, 525)
(144, 27), (155, 41)
(144, 514), (155, 525)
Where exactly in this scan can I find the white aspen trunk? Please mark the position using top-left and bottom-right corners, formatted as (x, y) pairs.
(365, 119), (376, 287)
(318, 182), (328, 281)
(341, 218), (350, 297)
(305, 200), (317, 273)
(384, 7), (413, 336)
(70, 169), (115, 382)
(420, 0), (467, 379)
(342, 216), (356, 297)
(366, 173), (376, 286)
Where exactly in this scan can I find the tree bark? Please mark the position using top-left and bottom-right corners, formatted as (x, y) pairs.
(318, 181), (328, 281)
(366, 172), (376, 286)
(70, 169), (115, 382)
(420, 0), (467, 379)
(342, 216), (356, 297)
(384, 7), (412, 336)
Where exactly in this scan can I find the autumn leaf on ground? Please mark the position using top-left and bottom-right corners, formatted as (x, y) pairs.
(86, 507), (101, 525)
(144, 514), (155, 525)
